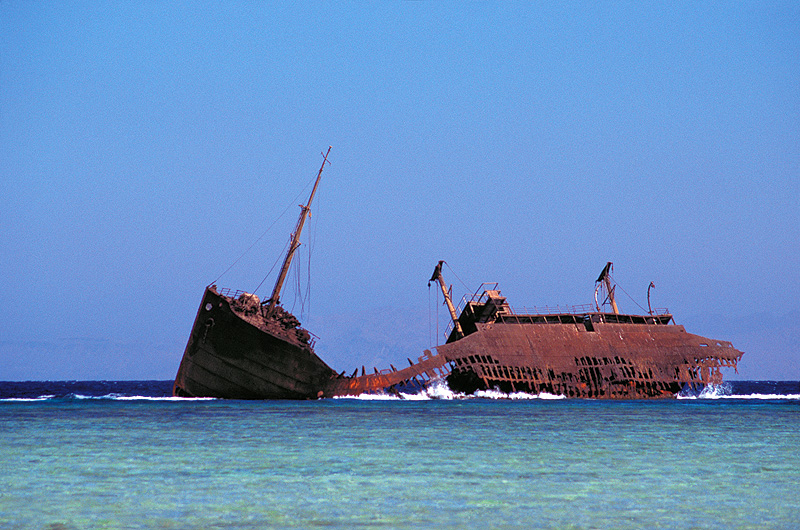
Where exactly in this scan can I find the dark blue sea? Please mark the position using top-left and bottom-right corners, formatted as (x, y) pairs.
(1, 381), (799, 529)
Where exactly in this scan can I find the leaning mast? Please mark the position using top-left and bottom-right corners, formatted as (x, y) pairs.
(596, 261), (620, 314)
(429, 260), (464, 339)
(265, 146), (332, 315)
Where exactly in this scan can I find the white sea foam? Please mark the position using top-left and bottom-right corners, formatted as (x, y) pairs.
(721, 393), (800, 400)
(334, 379), (568, 401)
(420, 378), (460, 399)
(339, 383), (800, 401)
(473, 388), (511, 399)
(112, 395), (216, 401)
(474, 388), (567, 400)
(75, 393), (117, 400)
(1, 394), (216, 402)
(333, 392), (403, 401)
(678, 392), (800, 400)
(677, 383), (730, 400)
(698, 382), (733, 399)
(1, 395), (55, 402)
(678, 382), (800, 400)
(332, 390), (433, 401)
(5, 384), (796, 402)
(534, 392), (568, 400)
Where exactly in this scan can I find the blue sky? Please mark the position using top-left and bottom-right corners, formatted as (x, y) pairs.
(1, 2), (798, 381)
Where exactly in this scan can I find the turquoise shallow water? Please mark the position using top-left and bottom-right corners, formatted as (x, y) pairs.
(1, 389), (799, 529)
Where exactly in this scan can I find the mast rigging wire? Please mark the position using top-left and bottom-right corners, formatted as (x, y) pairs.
(444, 261), (471, 294)
(428, 282), (434, 348)
(607, 273), (649, 314)
(253, 238), (291, 296)
(210, 176), (318, 288)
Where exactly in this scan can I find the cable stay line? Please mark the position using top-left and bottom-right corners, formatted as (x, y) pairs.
(607, 273), (649, 314)
(443, 261), (472, 295)
(209, 173), (320, 288)
(252, 237), (292, 297)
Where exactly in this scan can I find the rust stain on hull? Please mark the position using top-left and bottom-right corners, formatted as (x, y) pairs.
(323, 262), (743, 399)
(434, 318), (740, 398)
(321, 316), (742, 399)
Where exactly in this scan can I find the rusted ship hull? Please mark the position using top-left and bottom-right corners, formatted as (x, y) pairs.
(435, 317), (741, 398)
(173, 281), (743, 400)
(322, 349), (451, 398)
(321, 319), (742, 399)
(173, 286), (337, 399)
(172, 285), (452, 400)
(324, 262), (744, 400)
(174, 148), (341, 400)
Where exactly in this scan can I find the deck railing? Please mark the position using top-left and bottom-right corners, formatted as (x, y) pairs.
(443, 295), (671, 339)
(216, 287), (250, 300)
(513, 304), (597, 315)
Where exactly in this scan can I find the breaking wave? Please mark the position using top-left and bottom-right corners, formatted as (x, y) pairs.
(78, 394), (216, 401)
(0, 394), (215, 402)
(3, 381), (798, 402)
(1, 396), (56, 402)
(337, 380), (800, 402)
(678, 382), (800, 400)
(333, 379), (567, 401)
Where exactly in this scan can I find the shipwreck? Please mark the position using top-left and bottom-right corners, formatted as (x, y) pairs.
(173, 149), (743, 399)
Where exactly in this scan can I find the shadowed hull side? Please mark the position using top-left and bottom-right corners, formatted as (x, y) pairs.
(173, 288), (337, 399)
